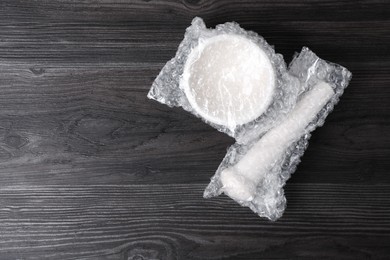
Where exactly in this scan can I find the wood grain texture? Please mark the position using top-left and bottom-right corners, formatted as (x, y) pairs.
(0, 184), (389, 259)
(0, 0), (389, 259)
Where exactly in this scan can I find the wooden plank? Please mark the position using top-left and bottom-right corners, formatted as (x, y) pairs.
(0, 1), (388, 65)
(0, 21), (387, 65)
(0, 184), (389, 259)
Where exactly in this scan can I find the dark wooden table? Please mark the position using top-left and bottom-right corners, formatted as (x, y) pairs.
(1, 1), (389, 259)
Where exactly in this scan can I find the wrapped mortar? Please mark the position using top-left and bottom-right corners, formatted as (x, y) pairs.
(148, 17), (302, 139)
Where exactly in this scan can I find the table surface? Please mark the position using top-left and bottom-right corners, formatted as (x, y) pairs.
(1, 0), (389, 259)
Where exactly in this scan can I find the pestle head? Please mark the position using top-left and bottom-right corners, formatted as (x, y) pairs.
(220, 167), (257, 202)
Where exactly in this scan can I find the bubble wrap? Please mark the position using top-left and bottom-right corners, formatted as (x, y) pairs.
(147, 17), (352, 221)
(148, 17), (301, 139)
(204, 47), (352, 221)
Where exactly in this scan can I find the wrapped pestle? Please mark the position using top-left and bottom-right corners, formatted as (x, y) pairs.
(220, 81), (334, 202)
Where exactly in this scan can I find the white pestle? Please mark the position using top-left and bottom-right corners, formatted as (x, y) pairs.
(181, 34), (275, 131)
(220, 81), (335, 202)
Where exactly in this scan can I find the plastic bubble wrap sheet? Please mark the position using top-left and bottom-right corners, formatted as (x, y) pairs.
(147, 17), (352, 221)
(148, 17), (301, 139)
(204, 47), (352, 220)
